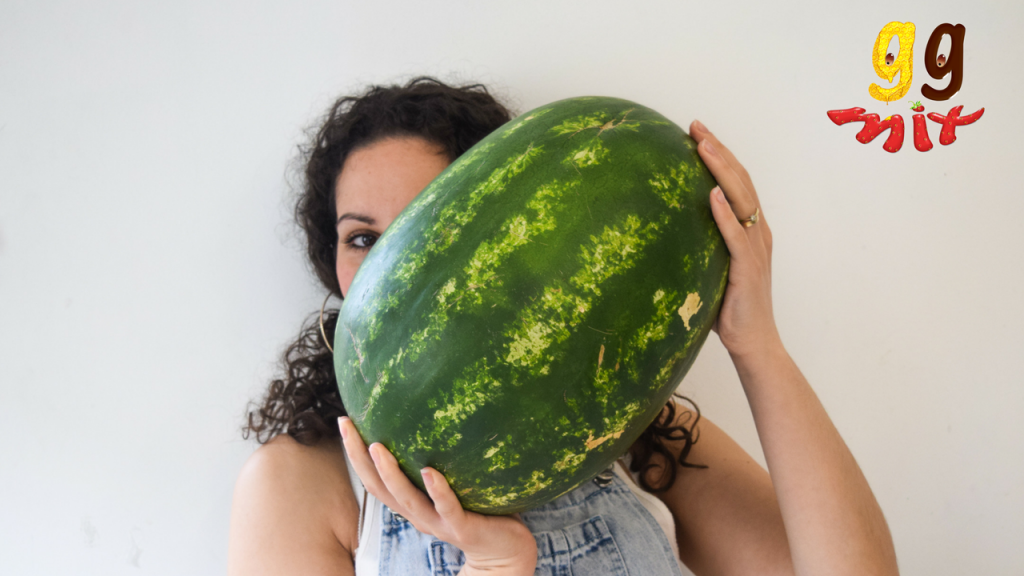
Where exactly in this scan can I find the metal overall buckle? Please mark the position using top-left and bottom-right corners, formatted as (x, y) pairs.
(592, 464), (616, 487)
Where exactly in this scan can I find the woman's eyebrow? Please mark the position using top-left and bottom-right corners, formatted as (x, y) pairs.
(336, 212), (376, 226)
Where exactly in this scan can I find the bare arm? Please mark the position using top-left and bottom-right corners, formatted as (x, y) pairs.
(227, 435), (359, 576)
(651, 409), (793, 575)
(656, 366), (897, 576)
(648, 120), (898, 576)
(734, 345), (897, 575)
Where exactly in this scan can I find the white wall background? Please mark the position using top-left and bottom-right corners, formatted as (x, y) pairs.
(2, 0), (1022, 574)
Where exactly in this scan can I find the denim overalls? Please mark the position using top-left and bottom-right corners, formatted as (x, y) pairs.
(365, 462), (687, 576)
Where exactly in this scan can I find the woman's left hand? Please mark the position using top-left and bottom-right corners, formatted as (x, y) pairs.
(690, 120), (783, 362)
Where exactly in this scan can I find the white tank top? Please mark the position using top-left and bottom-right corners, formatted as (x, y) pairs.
(344, 450), (684, 574)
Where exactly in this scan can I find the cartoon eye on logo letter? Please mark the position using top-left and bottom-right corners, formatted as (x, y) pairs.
(869, 21), (916, 103)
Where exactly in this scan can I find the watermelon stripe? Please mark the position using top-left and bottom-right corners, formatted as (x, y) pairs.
(425, 357), (495, 443)
(548, 112), (614, 135)
(583, 400), (642, 450)
(501, 108), (554, 138)
(393, 144), (545, 286)
(504, 212), (664, 371)
(701, 223), (720, 268)
(620, 288), (685, 381)
(649, 158), (703, 210)
(460, 179), (576, 308)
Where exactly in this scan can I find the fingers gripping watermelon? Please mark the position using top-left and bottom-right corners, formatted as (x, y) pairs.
(334, 96), (729, 514)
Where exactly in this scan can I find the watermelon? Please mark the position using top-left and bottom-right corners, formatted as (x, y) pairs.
(333, 96), (729, 514)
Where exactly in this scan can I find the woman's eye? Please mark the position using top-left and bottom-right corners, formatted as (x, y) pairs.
(346, 233), (378, 251)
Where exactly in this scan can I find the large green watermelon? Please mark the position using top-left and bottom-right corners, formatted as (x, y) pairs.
(334, 96), (728, 514)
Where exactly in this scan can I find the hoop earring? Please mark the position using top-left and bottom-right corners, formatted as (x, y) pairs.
(319, 291), (343, 353)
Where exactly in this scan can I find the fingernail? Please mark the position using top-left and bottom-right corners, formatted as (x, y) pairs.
(369, 444), (381, 465)
(421, 468), (433, 488)
(704, 140), (719, 158)
(713, 186), (726, 204)
(694, 119), (709, 134)
(338, 417), (348, 440)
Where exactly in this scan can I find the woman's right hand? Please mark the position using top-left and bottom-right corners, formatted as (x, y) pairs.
(339, 416), (538, 576)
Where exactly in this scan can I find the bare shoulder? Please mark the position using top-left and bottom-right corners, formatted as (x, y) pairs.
(656, 400), (765, 492)
(228, 433), (360, 576)
(653, 399), (793, 575)
(652, 399), (771, 502)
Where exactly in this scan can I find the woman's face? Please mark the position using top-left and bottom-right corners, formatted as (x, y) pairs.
(333, 136), (451, 296)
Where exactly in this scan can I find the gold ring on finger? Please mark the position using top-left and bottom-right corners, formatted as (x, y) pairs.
(738, 207), (759, 228)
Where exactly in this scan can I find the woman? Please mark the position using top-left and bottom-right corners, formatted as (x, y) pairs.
(228, 77), (899, 576)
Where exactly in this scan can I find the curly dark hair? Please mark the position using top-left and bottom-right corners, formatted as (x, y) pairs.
(243, 76), (706, 493)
